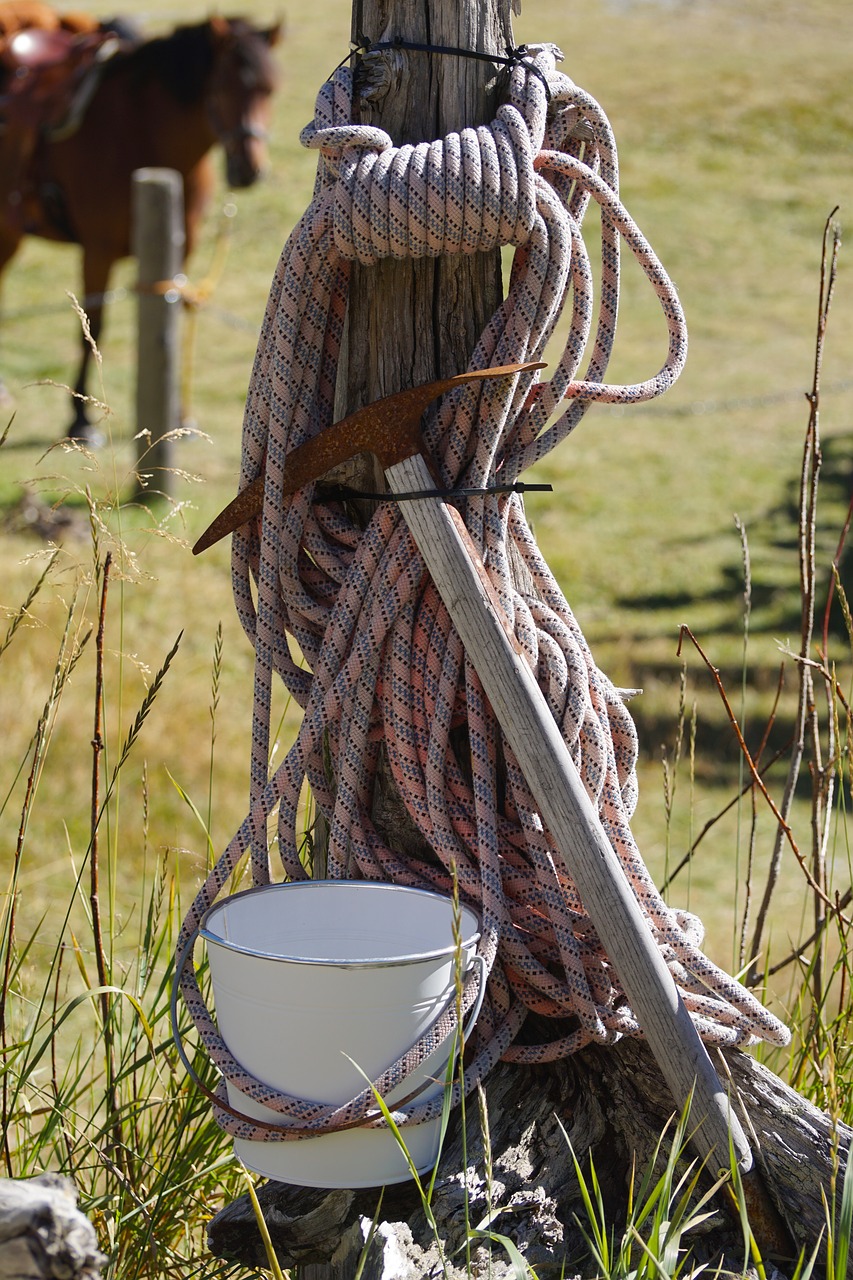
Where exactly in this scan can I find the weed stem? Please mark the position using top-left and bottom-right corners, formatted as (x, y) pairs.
(90, 552), (124, 1171)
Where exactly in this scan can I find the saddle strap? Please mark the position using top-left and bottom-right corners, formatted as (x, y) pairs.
(45, 34), (121, 141)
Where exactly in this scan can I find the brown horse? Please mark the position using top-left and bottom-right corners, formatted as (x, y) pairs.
(0, 13), (280, 440)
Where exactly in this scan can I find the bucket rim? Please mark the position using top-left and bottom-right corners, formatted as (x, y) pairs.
(199, 880), (482, 968)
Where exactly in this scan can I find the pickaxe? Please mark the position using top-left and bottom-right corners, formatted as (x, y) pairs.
(194, 363), (790, 1251)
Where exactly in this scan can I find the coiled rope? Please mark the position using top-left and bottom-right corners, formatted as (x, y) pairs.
(177, 44), (789, 1144)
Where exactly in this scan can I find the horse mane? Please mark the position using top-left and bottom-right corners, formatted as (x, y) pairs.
(104, 18), (276, 107)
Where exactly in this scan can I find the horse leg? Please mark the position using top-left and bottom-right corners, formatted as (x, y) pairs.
(0, 225), (23, 410)
(67, 248), (113, 442)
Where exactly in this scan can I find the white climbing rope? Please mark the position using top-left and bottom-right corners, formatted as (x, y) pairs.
(177, 43), (789, 1144)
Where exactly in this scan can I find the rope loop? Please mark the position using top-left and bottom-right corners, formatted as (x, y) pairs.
(332, 119), (538, 264)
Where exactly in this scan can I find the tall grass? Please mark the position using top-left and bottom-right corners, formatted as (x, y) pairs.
(657, 213), (853, 1132)
(0, 431), (266, 1278)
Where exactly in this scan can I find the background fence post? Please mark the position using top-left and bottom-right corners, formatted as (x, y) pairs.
(132, 167), (184, 499)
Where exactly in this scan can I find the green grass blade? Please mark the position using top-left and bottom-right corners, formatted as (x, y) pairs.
(832, 1151), (853, 1280)
(239, 1162), (290, 1280)
(469, 1227), (535, 1280)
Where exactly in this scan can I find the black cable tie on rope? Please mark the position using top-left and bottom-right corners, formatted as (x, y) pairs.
(317, 481), (553, 504)
(339, 36), (552, 100)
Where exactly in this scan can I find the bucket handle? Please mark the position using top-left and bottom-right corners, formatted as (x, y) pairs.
(170, 928), (489, 1137)
(462, 952), (488, 1042)
(170, 927), (262, 1129)
(387, 950), (489, 1102)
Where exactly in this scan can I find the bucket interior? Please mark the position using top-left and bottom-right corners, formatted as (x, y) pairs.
(201, 881), (480, 964)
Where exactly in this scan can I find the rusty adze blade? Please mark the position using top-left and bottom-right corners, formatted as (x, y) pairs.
(192, 361), (545, 555)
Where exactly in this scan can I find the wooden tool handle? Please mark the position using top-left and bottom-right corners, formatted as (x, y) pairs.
(387, 450), (752, 1178)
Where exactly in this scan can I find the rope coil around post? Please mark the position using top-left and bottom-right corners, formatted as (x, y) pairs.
(177, 44), (789, 1143)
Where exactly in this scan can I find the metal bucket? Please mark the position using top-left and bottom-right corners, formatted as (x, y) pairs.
(200, 880), (482, 1187)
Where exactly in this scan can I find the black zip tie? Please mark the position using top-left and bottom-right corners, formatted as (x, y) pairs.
(317, 481), (553, 504)
(364, 38), (553, 101)
(367, 37), (520, 68)
(331, 37), (552, 101)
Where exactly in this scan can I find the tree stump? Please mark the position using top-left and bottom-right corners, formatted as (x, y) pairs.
(208, 1040), (849, 1277)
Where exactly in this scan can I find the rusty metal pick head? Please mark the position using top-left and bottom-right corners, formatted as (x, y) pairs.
(192, 360), (545, 555)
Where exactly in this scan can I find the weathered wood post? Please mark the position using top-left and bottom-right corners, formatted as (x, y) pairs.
(132, 167), (184, 499)
(299, 11), (512, 1280)
(339, 0), (509, 422)
(331, 0), (511, 906)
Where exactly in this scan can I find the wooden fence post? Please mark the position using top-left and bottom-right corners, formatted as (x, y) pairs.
(339, 0), (510, 420)
(132, 167), (184, 498)
(295, 5), (513, 1278)
(333, 1), (512, 881)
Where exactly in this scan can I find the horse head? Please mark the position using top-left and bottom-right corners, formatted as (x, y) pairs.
(206, 17), (281, 189)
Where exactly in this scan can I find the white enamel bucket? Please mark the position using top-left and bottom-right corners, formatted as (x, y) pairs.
(200, 880), (483, 1188)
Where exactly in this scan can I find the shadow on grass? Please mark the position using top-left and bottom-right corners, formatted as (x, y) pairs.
(617, 425), (853, 643)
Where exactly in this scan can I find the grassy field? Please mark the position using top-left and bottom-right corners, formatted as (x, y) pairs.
(3, 0), (851, 952)
(2, 0), (853, 1272)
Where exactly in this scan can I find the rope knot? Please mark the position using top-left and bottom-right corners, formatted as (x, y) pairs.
(321, 46), (578, 266)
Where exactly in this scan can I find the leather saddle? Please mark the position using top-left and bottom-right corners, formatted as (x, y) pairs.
(0, 25), (119, 135)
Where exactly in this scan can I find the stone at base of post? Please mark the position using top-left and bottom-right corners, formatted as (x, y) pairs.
(0, 1173), (106, 1280)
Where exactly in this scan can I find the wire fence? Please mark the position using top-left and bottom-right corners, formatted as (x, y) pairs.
(5, 276), (851, 421)
(0, 285), (261, 335)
